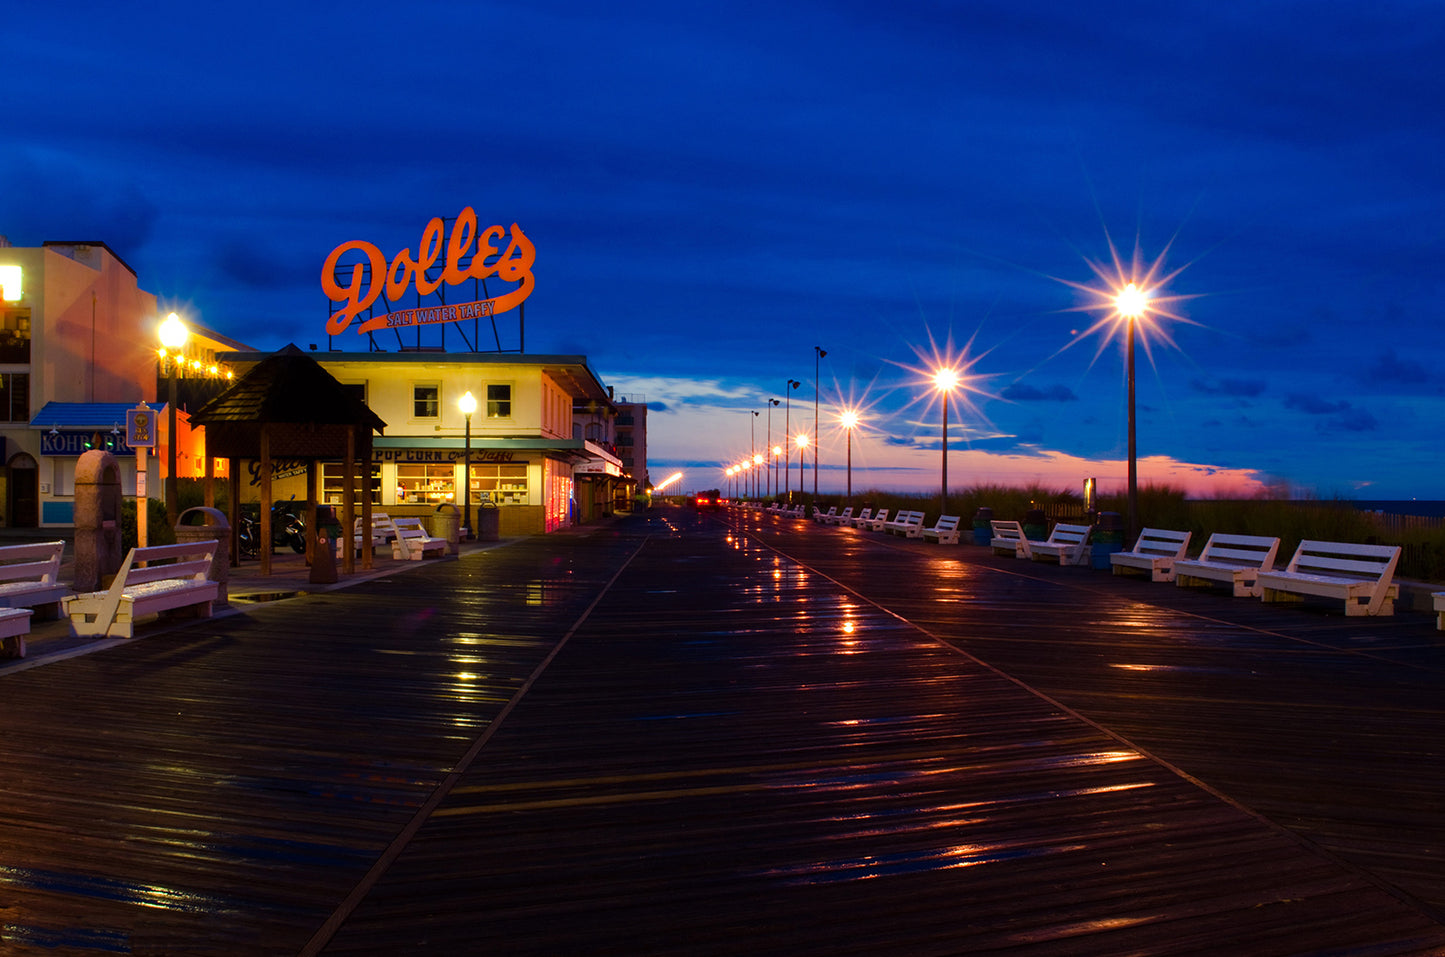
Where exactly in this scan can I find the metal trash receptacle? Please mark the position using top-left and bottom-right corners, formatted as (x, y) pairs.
(432, 504), (461, 554)
(972, 506), (993, 546)
(175, 506), (231, 606)
(476, 502), (500, 542)
(1091, 511), (1125, 570)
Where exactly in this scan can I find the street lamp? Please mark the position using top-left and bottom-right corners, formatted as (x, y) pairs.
(1115, 282), (1149, 540)
(784, 379), (800, 501)
(750, 410), (759, 499)
(753, 453), (764, 499)
(840, 410), (859, 502)
(766, 398), (780, 496)
(795, 432), (809, 500)
(459, 390), (476, 539)
(933, 367), (959, 510)
(813, 346), (827, 495)
(772, 444), (783, 499)
(158, 312), (189, 527)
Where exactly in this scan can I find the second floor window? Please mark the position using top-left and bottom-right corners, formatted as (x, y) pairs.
(413, 384), (439, 418)
(487, 384), (512, 418)
(0, 372), (29, 423)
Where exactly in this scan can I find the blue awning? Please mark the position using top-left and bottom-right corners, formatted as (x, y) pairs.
(29, 402), (164, 430)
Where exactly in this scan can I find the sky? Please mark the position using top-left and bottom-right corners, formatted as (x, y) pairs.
(5, 1), (1443, 499)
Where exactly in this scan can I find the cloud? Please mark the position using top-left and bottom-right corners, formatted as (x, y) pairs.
(1000, 382), (1078, 402)
(1363, 348), (1436, 390)
(1191, 377), (1266, 397)
(1284, 393), (1378, 432)
(647, 401), (670, 412)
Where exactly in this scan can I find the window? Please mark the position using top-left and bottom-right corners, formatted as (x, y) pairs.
(322, 462), (381, 505)
(339, 381), (367, 405)
(487, 383), (512, 418)
(470, 462), (528, 505)
(413, 384), (440, 418)
(0, 372), (29, 422)
(0, 308), (31, 364)
(396, 463), (455, 504)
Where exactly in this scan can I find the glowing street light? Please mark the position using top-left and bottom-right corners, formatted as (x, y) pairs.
(795, 432), (809, 499)
(932, 367), (960, 509)
(459, 390), (476, 539)
(784, 379), (800, 501)
(1115, 281), (1151, 539)
(840, 410), (859, 502)
(157, 312), (189, 527)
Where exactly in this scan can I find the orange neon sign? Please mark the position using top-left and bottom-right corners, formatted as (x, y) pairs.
(321, 207), (535, 335)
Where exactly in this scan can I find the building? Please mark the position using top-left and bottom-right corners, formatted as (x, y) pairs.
(0, 238), (235, 527)
(217, 349), (624, 536)
(613, 394), (649, 492)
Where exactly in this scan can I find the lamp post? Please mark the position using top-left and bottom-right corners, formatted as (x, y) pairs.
(1115, 282), (1149, 540)
(813, 347), (827, 495)
(750, 410), (759, 500)
(766, 398), (779, 497)
(772, 444), (782, 499)
(784, 379), (800, 502)
(459, 390), (476, 539)
(933, 368), (959, 511)
(841, 410), (858, 502)
(795, 432), (809, 500)
(158, 312), (189, 528)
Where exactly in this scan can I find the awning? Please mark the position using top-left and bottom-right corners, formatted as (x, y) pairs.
(29, 402), (164, 431)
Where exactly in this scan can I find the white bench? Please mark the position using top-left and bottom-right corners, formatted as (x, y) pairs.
(990, 520), (1033, 559)
(858, 508), (890, 531)
(1258, 540), (1400, 616)
(1174, 533), (1280, 598)
(392, 517), (448, 560)
(1432, 593), (1445, 631)
(0, 608), (34, 658)
(849, 507), (873, 528)
(337, 511), (395, 558)
(827, 506), (855, 526)
(885, 510), (926, 538)
(921, 514), (962, 545)
(1030, 523), (1092, 566)
(62, 540), (219, 638)
(812, 506), (837, 524)
(1110, 528), (1192, 582)
(0, 540), (69, 620)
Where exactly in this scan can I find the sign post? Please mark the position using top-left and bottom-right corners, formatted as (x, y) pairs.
(127, 406), (158, 548)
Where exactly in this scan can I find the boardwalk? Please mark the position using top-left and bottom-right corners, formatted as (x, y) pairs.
(1, 507), (1443, 955)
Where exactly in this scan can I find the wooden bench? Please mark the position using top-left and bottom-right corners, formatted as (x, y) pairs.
(1174, 533), (1280, 598)
(827, 506), (855, 526)
(990, 520), (1033, 559)
(885, 510), (926, 538)
(0, 540), (69, 620)
(921, 514), (962, 545)
(849, 507), (873, 528)
(858, 508), (890, 532)
(812, 506), (837, 524)
(0, 608), (35, 658)
(1257, 540), (1400, 616)
(1432, 593), (1445, 631)
(1110, 528), (1192, 582)
(392, 517), (449, 560)
(62, 541), (219, 638)
(1030, 523), (1092, 566)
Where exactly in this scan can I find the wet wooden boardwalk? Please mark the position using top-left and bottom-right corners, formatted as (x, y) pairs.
(1, 507), (1443, 955)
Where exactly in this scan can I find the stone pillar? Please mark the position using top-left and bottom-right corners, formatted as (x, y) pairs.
(74, 450), (124, 591)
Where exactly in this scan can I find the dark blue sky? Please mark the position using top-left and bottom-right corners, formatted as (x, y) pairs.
(6, 1), (1442, 497)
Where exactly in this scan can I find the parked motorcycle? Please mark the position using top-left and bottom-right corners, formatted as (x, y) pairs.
(235, 502), (306, 558)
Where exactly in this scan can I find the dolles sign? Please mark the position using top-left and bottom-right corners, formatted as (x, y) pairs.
(321, 207), (534, 336)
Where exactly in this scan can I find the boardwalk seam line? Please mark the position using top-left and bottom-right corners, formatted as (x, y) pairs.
(297, 535), (652, 957)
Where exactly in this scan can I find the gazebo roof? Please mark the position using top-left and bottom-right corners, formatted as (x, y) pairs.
(190, 344), (385, 458)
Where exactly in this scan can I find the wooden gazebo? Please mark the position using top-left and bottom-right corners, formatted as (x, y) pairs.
(190, 344), (387, 576)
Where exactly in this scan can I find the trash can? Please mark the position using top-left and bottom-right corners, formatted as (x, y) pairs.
(972, 506), (993, 546)
(476, 502), (500, 542)
(1023, 508), (1048, 541)
(1091, 511), (1125, 570)
(175, 506), (230, 606)
(432, 503), (461, 554)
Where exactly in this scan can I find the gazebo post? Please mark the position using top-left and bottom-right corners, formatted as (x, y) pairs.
(342, 427), (356, 575)
(259, 426), (272, 578)
(306, 459), (319, 566)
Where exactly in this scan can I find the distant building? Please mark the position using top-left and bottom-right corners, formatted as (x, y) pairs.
(614, 395), (649, 491)
(217, 349), (624, 536)
(0, 238), (240, 527)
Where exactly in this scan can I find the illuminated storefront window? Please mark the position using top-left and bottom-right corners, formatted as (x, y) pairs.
(470, 462), (528, 505)
(321, 462), (381, 505)
(396, 462), (455, 503)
